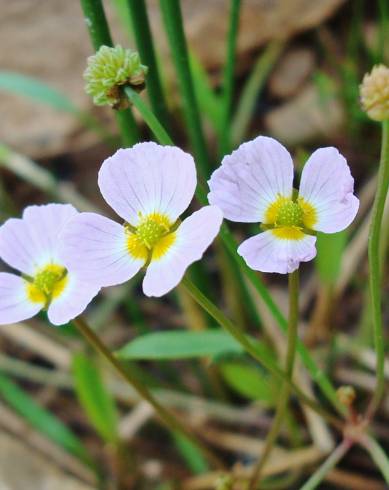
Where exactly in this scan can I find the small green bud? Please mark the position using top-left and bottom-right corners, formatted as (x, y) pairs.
(336, 385), (356, 407)
(84, 45), (148, 109)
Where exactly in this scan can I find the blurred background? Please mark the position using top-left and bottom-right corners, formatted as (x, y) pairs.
(0, 1), (388, 489)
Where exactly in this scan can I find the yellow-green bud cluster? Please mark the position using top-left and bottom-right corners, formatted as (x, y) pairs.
(84, 45), (148, 109)
(360, 64), (389, 121)
(336, 385), (356, 407)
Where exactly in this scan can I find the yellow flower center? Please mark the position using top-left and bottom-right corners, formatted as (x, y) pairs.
(126, 213), (177, 262)
(26, 264), (68, 305)
(264, 195), (317, 240)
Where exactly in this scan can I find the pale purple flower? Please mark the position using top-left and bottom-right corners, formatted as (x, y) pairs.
(0, 204), (100, 326)
(61, 142), (223, 297)
(208, 136), (359, 274)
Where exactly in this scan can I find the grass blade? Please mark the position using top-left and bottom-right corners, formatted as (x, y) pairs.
(159, 0), (211, 177)
(72, 353), (119, 444)
(0, 372), (92, 465)
(117, 330), (245, 360)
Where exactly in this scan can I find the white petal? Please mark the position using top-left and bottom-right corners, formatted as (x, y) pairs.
(143, 206), (223, 296)
(47, 273), (100, 326)
(0, 203), (78, 275)
(0, 273), (42, 324)
(98, 142), (197, 225)
(208, 136), (294, 222)
(59, 212), (144, 288)
(299, 148), (359, 233)
(238, 230), (317, 274)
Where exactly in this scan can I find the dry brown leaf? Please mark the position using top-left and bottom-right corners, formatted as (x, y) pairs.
(269, 47), (315, 98)
(265, 83), (345, 144)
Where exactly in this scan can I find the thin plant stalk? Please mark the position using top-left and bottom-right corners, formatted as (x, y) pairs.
(72, 316), (223, 469)
(360, 435), (389, 485)
(366, 119), (389, 419)
(79, 0), (140, 146)
(125, 0), (170, 126)
(80, 0), (113, 49)
(114, 109), (141, 146)
(219, 0), (241, 156)
(181, 276), (341, 428)
(299, 439), (352, 490)
(248, 270), (300, 490)
(125, 87), (172, 145)
(159, 0), (211, 178)
(124, 85), (344, 416)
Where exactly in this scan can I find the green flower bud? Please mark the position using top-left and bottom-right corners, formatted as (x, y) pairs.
(360, 64), (389, 121)
(84, 45), (148, 109)
(336, 385), (356, 407)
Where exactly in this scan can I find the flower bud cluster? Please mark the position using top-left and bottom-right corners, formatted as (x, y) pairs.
(84, 45), (148, 109)
(360, 64), (389, 121)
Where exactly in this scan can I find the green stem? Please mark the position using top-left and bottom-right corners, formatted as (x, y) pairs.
(159, 0), (211, 178)
(125, 0), (171, 126)
(124, 86), (343, 415)
(72, 317), (223, 469)
(80, 0), (113, 48)
(248, 270), (300, 489)
(219, 0), (241, 156)
(115, 109), (141, 146)
(219, 225), (346, 416)
(366, 120), (389, 419)
(361, 435), (389, 484)
(299, 439), (352, 490)
(79, 0), (139, 146)
(181, 277), (340, 428)
(125, 87), (172, 145)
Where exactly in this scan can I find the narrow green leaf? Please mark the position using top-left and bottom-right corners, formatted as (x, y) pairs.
(173, 432), (209, 474)
(220, 361), (277, 405)
(189, 53), (223, 134)
(159, 0), (211, 177)
(316, 231), (347, 285)
(0, 372), (91, 464)
(116, 330), (244, 360)
(0, 71), (77, 113)
(72, 353), (119, 444)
